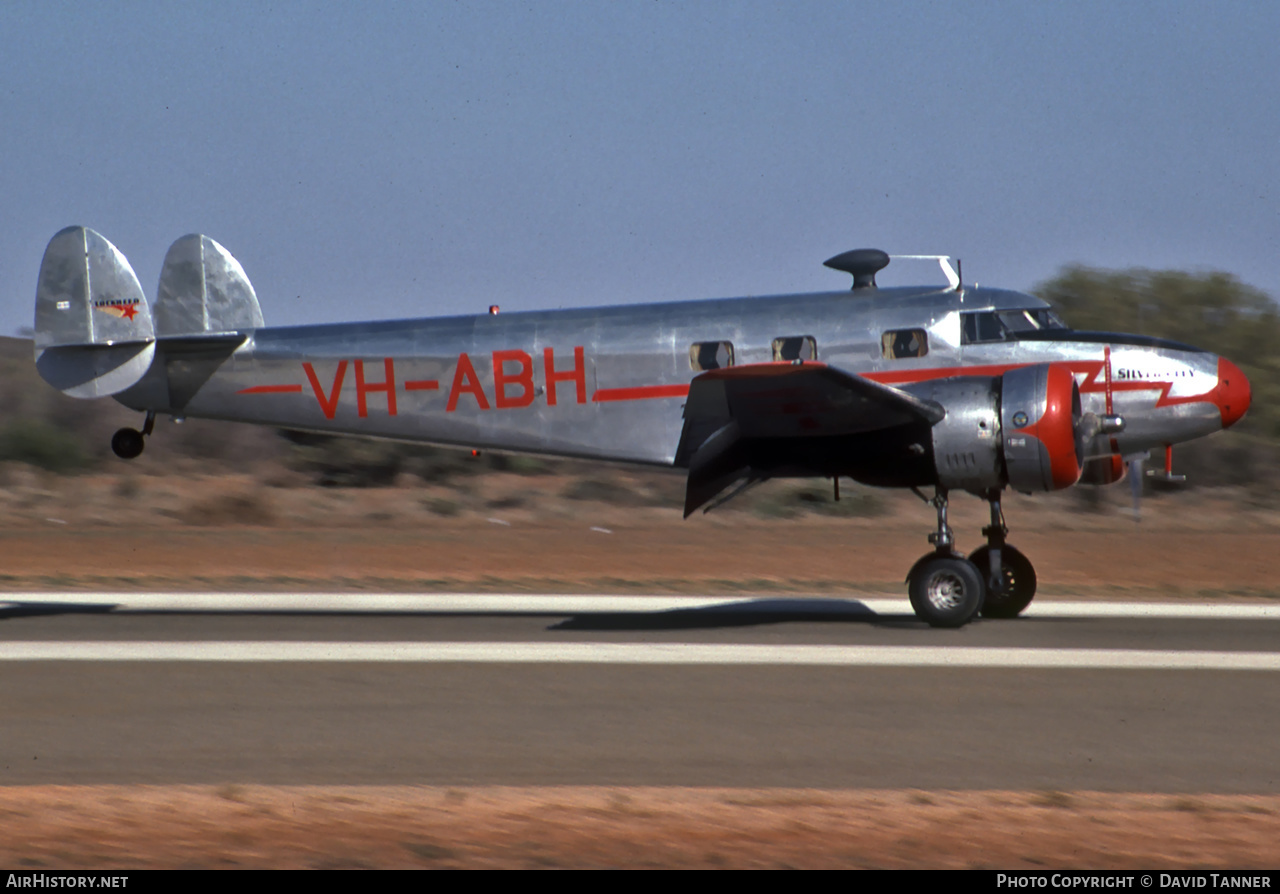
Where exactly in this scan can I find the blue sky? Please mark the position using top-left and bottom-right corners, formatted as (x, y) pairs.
(3, 1), (1277, 337)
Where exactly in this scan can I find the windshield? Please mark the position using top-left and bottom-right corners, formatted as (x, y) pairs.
(962, 308), (1069, 344)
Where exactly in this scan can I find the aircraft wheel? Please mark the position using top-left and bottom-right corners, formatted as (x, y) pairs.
(969, 545), (1037, 619)
(111, 428), (145, 460)
(907, 555), (985, 628)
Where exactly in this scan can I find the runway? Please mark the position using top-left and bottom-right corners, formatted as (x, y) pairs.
(2, 593), (1278, 792)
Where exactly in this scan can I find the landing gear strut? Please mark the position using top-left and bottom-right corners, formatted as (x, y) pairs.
(905, 487), (1039, 626)
(111, 411), (154, 460)
(906, 488), (986, 628)
(968, 489), (1037, 619)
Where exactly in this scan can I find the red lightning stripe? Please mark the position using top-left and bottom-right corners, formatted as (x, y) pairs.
(1074, 360), (1108, 396)
(592, 384), (690, 402)
(234, 359), (1220, 416)
(865, 361), (1104, 387)
(591, 359), (1211, 406)
(864, 363), (1035, 384)
(238, 384), (303, 394)
(865, 360), (1212, 410)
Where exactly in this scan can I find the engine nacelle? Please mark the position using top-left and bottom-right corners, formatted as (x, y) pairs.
(1001, 363), (1083, 493)
(909, 363), (1083, 495)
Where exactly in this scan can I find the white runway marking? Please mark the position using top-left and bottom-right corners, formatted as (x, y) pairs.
(1, 592), (1278, 619)
(1, 641), (1279, 669)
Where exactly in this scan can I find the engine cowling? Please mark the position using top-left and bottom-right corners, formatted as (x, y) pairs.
(1001, 363), (1083, 493)
(909, 362), (1084, 494)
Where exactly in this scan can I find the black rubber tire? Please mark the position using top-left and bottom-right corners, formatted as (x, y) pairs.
(969, 544), (1037, 619)
(111, 428), (145, 460)
(907, 555), (986, 628)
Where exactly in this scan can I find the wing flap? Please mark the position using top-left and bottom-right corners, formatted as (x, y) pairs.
(677, 362), (942, 515)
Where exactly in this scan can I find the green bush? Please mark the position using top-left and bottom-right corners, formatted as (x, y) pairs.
(753, 482), (886, 519)
(562, 476), (648, 505)
(0, 420), (91, 474)
(279, 430), (498, 487)
(1035, 267), (1280, 440)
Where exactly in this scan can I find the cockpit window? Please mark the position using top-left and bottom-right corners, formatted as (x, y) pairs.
(961, 309), (1068, 344)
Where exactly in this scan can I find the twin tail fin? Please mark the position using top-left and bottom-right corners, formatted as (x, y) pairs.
(33, 227), (263, 399)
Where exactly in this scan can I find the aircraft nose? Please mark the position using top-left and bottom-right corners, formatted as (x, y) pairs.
(1215, 357), (1251, 429)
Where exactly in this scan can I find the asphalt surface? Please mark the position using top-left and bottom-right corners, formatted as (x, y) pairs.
(2, 594), (1278, 792)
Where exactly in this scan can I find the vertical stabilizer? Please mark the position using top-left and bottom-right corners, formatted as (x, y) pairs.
(154, 234), (264, 336)
(35, 227), (154, 349)
(33, 227), (156, 399)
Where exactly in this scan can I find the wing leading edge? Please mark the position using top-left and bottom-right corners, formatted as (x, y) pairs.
(675, 362), (945, 516)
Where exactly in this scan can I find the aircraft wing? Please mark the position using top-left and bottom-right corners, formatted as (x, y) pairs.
(675, 362), (944, 516)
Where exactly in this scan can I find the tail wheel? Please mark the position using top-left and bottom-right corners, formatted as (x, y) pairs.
(907, 555), (985, 628)
(111, 427), (145, 460)
(969, 544), (1037, 618)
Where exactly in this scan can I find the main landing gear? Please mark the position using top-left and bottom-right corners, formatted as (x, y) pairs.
(905, 487), (1038, 627)
(969, 490), (1037, 619)
(111, 411), (155, 460)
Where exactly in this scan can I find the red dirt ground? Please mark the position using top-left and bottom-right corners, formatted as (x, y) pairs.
(3, 471), (1278, 867)
(2, 787), (1278, 869)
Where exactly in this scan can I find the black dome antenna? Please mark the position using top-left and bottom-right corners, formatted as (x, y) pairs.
(823, 249), (890, 290)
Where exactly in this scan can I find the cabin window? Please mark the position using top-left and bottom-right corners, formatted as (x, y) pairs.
(772, 336), (817, 362)
(689, 341), (735, 371)
(881, 328), (928, 359)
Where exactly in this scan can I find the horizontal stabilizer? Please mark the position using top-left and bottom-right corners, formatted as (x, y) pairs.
(36, 342), (157, 400)
(34, 227), (155, 398)
(155, 234), (264, 336)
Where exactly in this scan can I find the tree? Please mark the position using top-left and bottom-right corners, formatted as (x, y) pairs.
(1034, 266), (1280, 441)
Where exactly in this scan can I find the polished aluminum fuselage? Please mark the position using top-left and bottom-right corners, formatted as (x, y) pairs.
(121, 284), (1225, 468)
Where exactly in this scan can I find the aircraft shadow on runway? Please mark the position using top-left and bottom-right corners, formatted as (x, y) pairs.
(550, 598), (921, 631)
(0, 597), (927, 629)
(0, 601), (118, 620)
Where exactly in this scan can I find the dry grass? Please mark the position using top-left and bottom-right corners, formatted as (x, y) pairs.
(2, 786), (1278, 869)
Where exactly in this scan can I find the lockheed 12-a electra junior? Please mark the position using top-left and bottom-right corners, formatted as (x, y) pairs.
(31, 227), (1252, 627)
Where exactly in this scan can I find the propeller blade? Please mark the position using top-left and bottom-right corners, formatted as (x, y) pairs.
(1128, 457), (1144, 521)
